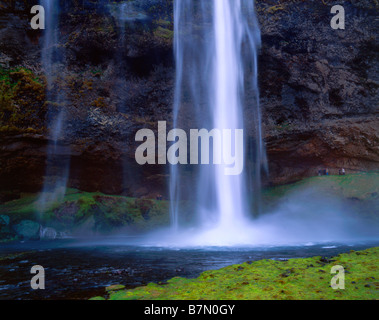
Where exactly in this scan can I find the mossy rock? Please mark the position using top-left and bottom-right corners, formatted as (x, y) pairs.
(106, 284), (126, 292)
(0, 189), (171, 236)
(0, 67), (46, 133)
(0, 215), (10, 226)
(0, 214), (15, 242)
(13, 220), (40, 240)
(89, 296), (106, 301)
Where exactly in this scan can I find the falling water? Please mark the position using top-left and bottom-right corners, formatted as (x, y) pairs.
(170, 0), (265, 236)
(37, 0), (70, 213)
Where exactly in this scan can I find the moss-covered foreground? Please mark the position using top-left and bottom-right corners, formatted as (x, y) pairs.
(92, 247), (378, 300)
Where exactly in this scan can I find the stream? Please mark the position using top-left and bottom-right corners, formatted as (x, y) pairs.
(1, 238), (378, 300)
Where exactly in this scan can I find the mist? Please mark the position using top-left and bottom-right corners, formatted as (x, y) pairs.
(135, 186), (379, 248)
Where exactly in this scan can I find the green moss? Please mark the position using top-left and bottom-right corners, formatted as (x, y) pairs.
(89, 296), (106, 301)
(0, 193), (41, 224)
(0, 67), (46, 133)
(275, 121), (294, 132)
(0, 252), (30, 262)
(154, 26), (174, 40)
(104, 247), (379, 300)
(0, 189), (171, 233)
(106, 284), (126, 292)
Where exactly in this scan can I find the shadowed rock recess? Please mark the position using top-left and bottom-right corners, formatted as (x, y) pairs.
(0, 0), (378, 201)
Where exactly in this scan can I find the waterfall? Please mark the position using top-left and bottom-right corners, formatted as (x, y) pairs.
(37, 0), (70, 214)
(170, 0), (265, 236)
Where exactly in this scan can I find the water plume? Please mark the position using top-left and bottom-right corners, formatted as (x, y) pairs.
(170, 0), (266, 234)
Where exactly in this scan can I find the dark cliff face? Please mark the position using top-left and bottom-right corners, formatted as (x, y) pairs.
(258, 0), (379, 185)
(0, 0), (378, 200)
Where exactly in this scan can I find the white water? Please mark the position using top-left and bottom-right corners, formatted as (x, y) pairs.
(170, 1), (265, 237)
(213, 1), (245, 228)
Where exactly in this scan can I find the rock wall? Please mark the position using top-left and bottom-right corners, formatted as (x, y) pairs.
(0, 0), (378, 200)
(258, 0), (379, 185)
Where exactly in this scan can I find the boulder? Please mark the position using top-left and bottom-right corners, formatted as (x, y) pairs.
(0, 215), (14, 241)
(0, 215), (10, 226)
(13, 220), (40, 240)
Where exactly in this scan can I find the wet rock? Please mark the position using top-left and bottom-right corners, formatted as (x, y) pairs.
(0, 214), (15, 241)
(280, 270), (291, 278)
(320, 257), (335, 264)
(56, 231), (70, 239)
(40, 227), (57, 240)
(13, 220), (40, 240)
(0, 215), (10, 226)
